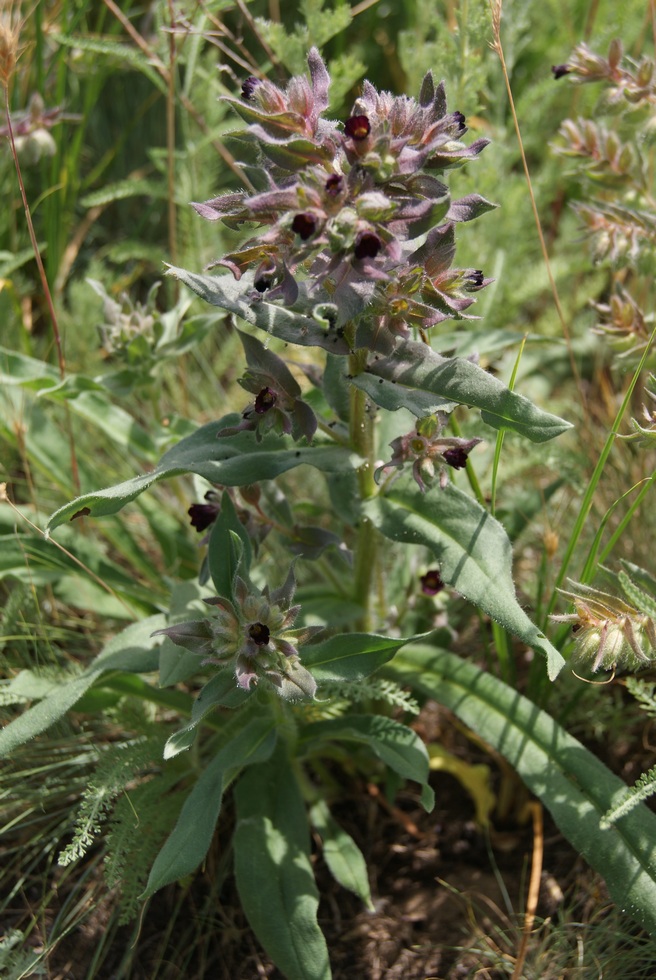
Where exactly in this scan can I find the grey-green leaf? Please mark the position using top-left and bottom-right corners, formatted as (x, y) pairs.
(167, 266), (351, 353)
(364, 482), (565, 679)
(46, 419), (361, 533)
(143, 707), (277, 897)
(234, 745), (331, 980)
(309, 800), (374, 909)
(303, 632), (419, 682)
(361, 339), (573, 441)
(300, 714), (434, 812)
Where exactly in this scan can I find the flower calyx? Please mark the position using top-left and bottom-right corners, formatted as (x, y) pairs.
(153, 567), (321, 700)
(376, 414), (482, 492)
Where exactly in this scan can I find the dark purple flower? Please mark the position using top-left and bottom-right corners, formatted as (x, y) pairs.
(188, 498), (221, 532)
(354, 231), (382, 260)
(248, 622), (271, 646)
(344, 114), (371, 140)
(292, 212), (318, 240)
(465, 269), (485, 287)
(254, 387), (278, 414)
(241, 76), (261, 100)
(420, 569), (445, 596)
(551, 64), (571, 79)
(254, 276), (272, 292)
(324, 174), (344, 196)
(453, 111), (466, 132)
(443, 447), (470, 469)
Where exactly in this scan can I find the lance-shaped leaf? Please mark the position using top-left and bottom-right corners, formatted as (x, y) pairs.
(0, 615), (166, 758)
(234, 745), (331, 980)
(389, 645), (656, 938)
(46, 418), (362, 533)
(364, 481), (565, 679)
(166, 266), (352, 352)
(309, 800), (373, 909)
(359, 339), (573, 442)
(207, 492), (252, 602)
(143, 705), (277, 898)
(302, 632), (420, 682)
(163, 669), (252, 759)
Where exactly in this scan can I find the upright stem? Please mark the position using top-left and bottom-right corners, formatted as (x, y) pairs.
(349, 349), (378, 631)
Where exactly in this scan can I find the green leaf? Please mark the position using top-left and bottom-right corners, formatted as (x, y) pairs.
(0, 347), (156, 458)
(364, 482), (565, 679)
(234, 745), (331, 980)
(45, 418), (362, 533)
(166, 266), (351, 353)
(389, 645), (656, 937)
(300, 714), (434, 812)
(359, 339), (573, 442)
(207, 492), (252, 601)
(303, 632), (419, 682)
(143, 706), (277, 897)
(309, 800), (374, 909)
(0, 616), (165, 758)
(163, 670), (251, 759)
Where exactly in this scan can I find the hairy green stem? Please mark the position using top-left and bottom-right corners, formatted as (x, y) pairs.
(349, 350), (378, 630)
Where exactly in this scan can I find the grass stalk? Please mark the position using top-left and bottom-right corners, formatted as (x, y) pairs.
(545, 324), (656, 621)
(490, 0), (584, 411)
(3, 92), (81, 495)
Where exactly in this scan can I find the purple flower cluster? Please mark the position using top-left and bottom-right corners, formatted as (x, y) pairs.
(192, 49), (493, 350)
(154, 568), (321, 699)
(376, 413), (482, 492)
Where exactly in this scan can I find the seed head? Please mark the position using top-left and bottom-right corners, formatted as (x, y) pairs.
(0, 2), (22, 91)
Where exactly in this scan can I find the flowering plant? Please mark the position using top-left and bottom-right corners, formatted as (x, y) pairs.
(7, 48), (597, 977)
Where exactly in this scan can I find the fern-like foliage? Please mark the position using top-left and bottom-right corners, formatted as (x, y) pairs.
(104, 766), (185, 923)
(600, 676), (656, 827)
(625, 676), (656, 717)
(318, 677), (420, 716)
(57, 736), (163, 867)
(601, 764), (656, 828)
(255, 0), (365, 108)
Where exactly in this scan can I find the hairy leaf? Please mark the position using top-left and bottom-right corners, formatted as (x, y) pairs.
(46, 419), (362, 533)
(361, 340), (573, 442)
(300, 714), (434, 811)
(234, 745), (331, 980)
(309, 800), (373, 909)
(143, 707), (277, 897)
(365, 482), (565, 678)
